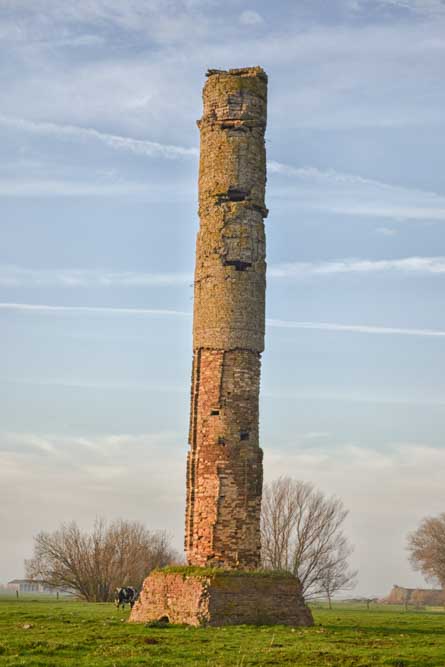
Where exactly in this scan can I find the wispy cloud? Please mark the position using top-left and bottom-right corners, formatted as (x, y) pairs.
(239, 10), (264, 25)
(0, 302), (190, 317)
(3, 257), (445, 289)
(269, 160), (445, 222)
(376, 0), (445, 17)
(302, 431), (331, 439)
(0, 114), (198, 159)
(267, 318), (445, 338)
(0, 179), (159, 197)
(2, 301), (445, 338)
(3, 377), (185, 393)
(267, 160), (442, 199)
(269, 257), (445, 278)
(1, 430), (181, 459)
(323, 202), (445, 222)
(263, 387), (445, 406)
(0, 266), (192, 287)
(376, 227), (397, 237)
(0, 0), (211, 46)
(0, 427), (185, 578)
(3, 116), (440, 217)
(2, 115), (443, 221)
(267, 160), (402, 190)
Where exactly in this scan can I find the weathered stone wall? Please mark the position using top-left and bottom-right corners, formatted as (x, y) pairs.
(185, 67), (268, 569)
(130, 570), (313, 627)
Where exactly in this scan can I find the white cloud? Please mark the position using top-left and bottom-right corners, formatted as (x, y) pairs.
(0, 266), (192, 288)
(346, 0), (362, 11)
(2, 301), (445, 338)
(269, 160), (445, 222)
(2, 116), (444, 218)
(269, 256), (445, 278)
(302, 431), (331, 439)
(0, 429), (186, 580)
(0, 115), (198, 159)
(268, 160), (442, 199)
(263, 387), (445, 407)
(0, 302), (190, 317)
(239, 10), (264, 25)
(4, 377), (185, 393)
(3, 256), (445, 289)
(6, 115), (442, 222)
(1, 2), (444, 139)
(1, 431), (182, 460)
(324, 202), (445, 221)
(267, 160), (400, 190)
(376, 226), (397, 236)
(0, 179), (158, 197)
(267, 318), (445, 338)
(376, 0), (445, 17)
(0, 1), (211, 45)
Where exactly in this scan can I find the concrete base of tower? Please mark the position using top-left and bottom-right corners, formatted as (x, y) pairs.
(129, 567), (313, 627)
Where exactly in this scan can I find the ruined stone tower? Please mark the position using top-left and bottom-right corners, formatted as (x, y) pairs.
(185, 67), (267, 569)
(130, 68), (313, 627)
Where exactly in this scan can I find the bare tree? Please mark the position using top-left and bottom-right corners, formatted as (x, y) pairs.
(318, 540), (357, 608)
(407, 513), (445, 588)
(26, 519), (178, 602)
(261, 477), (357, 601)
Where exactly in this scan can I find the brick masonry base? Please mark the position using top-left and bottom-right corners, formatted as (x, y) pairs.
(129, 570), (314, 627)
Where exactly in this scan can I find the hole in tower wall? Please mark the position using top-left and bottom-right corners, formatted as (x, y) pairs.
(227, 187), (248, 202)
(210, 410), (220, 416)
(215, 187), (250, 205)
(223, 259), (252, 271)
(240, 431), (250, 441)
(217, 437), (226, 446)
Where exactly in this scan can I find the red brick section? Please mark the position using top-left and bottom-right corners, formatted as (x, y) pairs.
(185, 67), (268, 569)
(130, 572), (314, 627)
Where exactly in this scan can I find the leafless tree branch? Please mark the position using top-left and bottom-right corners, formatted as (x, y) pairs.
(261, 477), (357, 601)
(25, 518), (179, 601)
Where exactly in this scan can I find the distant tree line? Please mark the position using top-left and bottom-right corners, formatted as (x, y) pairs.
(26, 478), (358, 605)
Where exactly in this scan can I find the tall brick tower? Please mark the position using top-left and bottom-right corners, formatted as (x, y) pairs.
(185, 67), (268, 569)
(130, 68), (312, 627)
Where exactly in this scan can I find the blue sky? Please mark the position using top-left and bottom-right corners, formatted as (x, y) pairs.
(1, 0), (445, 595)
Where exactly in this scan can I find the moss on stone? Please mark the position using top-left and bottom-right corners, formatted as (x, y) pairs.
(153, 565), (295, 579)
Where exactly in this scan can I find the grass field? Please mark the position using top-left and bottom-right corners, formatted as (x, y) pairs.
(1, 596), (445, 666)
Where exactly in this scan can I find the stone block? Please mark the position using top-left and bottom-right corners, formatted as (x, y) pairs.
(129, 568), (313, 627)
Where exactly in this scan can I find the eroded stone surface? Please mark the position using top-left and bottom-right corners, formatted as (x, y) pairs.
(130, 571), (313, 627)
(185, 67), (268, 569)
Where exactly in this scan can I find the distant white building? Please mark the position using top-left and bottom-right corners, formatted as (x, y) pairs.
(7, 579), (55, 593)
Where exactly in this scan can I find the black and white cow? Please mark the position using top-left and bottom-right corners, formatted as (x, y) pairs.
(115, 586), (138, 609)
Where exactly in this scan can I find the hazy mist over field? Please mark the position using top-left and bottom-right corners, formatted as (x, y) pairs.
(2, 0), (445, 595)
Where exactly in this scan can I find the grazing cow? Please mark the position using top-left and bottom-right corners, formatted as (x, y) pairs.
(115, 586), (138, 609)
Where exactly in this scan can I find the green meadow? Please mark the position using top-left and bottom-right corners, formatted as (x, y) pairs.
(1, 596), (445, 666)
